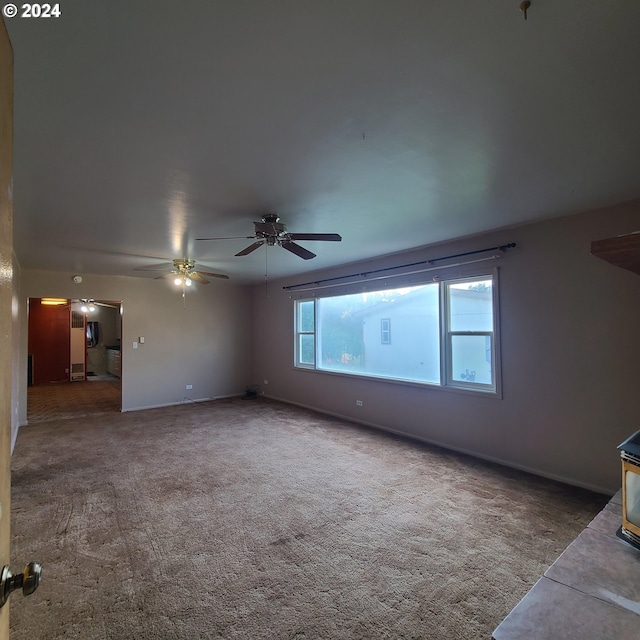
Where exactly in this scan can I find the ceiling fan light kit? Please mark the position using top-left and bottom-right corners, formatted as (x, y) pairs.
(146, 259), (229, 285)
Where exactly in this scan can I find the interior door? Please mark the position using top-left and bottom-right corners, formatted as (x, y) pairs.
(0, 16), (14, 639)
(28, 299), (71, 384)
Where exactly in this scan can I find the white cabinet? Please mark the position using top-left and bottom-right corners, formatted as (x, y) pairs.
(106, 349), (121, 378)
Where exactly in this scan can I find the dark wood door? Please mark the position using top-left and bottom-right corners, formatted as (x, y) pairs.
(28, 299), (70, 384)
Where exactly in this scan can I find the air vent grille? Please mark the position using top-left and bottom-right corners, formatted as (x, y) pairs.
(71, 311), (84, 328)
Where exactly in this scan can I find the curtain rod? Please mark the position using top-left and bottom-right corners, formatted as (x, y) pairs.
(283, 242), (516, 292)
(285, 255), (502, 293)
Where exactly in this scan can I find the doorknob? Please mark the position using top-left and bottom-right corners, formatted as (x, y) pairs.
(0, 562), (42, 608)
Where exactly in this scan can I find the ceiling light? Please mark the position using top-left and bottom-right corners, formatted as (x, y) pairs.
(185, 278), (192, 286)
(41, 298), (67, 306)
(174, 277), (182, 285)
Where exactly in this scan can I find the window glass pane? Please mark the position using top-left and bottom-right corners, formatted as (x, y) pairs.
(626, 469), (640, 527)
(449, 279), (493, 332)
(317, 284), (440, 383)
(451, 335), (492, 384)
(298, 300), (314, 332)
(299, 334), (315, 365)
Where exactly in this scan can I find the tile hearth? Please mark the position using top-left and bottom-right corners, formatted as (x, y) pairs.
(493, 491), (640, 639)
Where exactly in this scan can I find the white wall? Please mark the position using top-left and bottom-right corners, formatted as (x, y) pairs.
(18, 271), (253, 422)
(251, 200), (640, 494)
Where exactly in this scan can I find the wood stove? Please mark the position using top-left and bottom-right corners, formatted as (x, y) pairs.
(617, 429), (640, 549)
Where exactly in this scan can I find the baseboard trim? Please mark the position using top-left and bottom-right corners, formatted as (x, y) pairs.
(123, 392), (243, 413)
(263, 393), (613, 497)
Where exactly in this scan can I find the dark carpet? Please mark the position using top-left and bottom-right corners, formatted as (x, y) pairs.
(10, 398), (606, 639)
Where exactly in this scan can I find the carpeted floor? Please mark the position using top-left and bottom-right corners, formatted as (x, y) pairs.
(10, 398), (607, 639)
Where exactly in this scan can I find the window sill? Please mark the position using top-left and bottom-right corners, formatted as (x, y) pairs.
(292, 365), (502, 399)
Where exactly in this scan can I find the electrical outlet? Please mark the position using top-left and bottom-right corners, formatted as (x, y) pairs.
(263, 379), (268, 385)
(186, 384), (193, 390)
(356, 400), (363, 406)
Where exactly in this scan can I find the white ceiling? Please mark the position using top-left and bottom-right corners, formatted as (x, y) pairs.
(6, 1), (640, 284)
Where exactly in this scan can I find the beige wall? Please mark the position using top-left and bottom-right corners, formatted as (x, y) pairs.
(251, 200), (640, 495)
(18, 271), (253, 422)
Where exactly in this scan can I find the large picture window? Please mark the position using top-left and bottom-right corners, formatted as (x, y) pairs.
(294, 273), (499, 393)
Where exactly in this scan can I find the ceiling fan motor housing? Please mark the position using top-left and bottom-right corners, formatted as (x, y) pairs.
(256, 214), (288, 240)
(173, 259), (196, 274)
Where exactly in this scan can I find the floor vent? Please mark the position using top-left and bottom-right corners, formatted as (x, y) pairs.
(70, 362), (85, 381)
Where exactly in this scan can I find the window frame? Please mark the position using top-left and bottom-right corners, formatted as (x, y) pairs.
(294, 299), (316, 368)
(293, 269), (501, 396)
(441, 275), (498, 393)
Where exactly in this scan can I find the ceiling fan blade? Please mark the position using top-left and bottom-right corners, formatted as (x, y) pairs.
(288, 233), (342, 242)
(135, 263), (174, 271)
(235, 241), (265, 257)
(153, 272), (177, 280)
(281, 241), (316, 260)
(188, 272), (209, 284)
(196, 270), (230, 280)
(196, 236), (255, 241)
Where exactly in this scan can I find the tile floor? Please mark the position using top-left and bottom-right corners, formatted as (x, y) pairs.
(493, 490), (640, 639)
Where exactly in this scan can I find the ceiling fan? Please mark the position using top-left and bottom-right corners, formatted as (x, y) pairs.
(196, 214), (342, 260)
(75, 299), (119, 311)
(137, 259), (229, 285)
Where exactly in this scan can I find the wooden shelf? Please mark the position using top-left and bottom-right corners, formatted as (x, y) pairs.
(591, 232), (640, 275)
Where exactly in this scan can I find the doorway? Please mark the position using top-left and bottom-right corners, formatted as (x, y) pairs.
(27, 298), (123, 423)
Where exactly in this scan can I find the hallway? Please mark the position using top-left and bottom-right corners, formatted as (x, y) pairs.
(27, 378), (121, 424)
